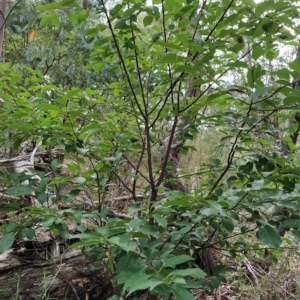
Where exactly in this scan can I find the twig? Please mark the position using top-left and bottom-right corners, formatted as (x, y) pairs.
(0, 0), (23, 31)
(243, 258), (259, 284)
(45, 259), (64, 294)
(66, 280), (81, 300)
(257, 264), (300, 300)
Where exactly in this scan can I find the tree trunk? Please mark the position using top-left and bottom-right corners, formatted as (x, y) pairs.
(0, 0), (7, 58)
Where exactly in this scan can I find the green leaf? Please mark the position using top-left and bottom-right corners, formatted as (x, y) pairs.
(40, 14), (60, 26)
(63, 189), (81, 204)
(60, 0), (79, 6)
(67, 10), (89, 24)
(250, 86), (272, 100)
(153, 214), (167, 229)
(73, 176), (86, 184)
(143, 15), (153, 26)
(0, 233), (14, 254)
(252, 180), (265, 190)
(291, 230), (300, 240)
(0, 202), (21, 212)
(162, 255), (194, 268)
(139, 224), (160, 238)
(6, 185), (34, 196)
(41, 217), (56, 227)
(149, 278), (163, 291)
(221, 217), (234, 232)
(157, 53), (178, 64)
(279, 219), (300, 229)
(169, 268), (206, 278)
(172, 284), (196, 300)
(257, 225), (281, 248)
(37, 103), (61, 112)
(284, 95), (300, 106)
(289, 57), (300, 73)
(22, 228), (35, 240)
(36, 3), (63, 10)
(252, 44), (263, 59)
(72, 210), (82, 223)
(124, 270), (151, 295)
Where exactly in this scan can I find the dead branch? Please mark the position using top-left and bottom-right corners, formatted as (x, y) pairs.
(0, 151), (62, 164)
(243, 258), (260, 284)
(257, 264), (299, 300)
(107, 210), (134, 219)
(0, 192), (19, 201)
(66, 280), (81, 300)
(113, 195), (144, 201)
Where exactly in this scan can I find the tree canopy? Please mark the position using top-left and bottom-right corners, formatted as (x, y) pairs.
(1, 0), (300, 299)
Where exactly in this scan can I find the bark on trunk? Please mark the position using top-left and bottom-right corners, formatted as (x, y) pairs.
(0, 0), (7, 58)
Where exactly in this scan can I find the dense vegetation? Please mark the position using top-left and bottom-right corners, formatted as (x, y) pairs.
(1, 0), (300, 299)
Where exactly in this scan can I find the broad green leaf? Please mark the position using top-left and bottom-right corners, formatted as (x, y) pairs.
(169, 268), (206, 278)
(257, 225), (281, 248)
(221, 217), (234, 232)
(139, 224), (160, 238)
(60, 0), (79, 6)
(252, 180), (265, 190)
(6, 185), (34, 196)
(284, 95), (300, 106)
(157, 53), (178, 64)
(149, 278), (163, 291)
(291, 230), (300, 240)
(72, 210), (82, 223)
(108, 235), (137, 252)
(143, 15), (153, 26)
(162, 255), (194, 268)
(37, 103), (62, 111)
(250, 86), (272, 100)
(0, 202), (21, 212)
(289, 57), (300, 73)
(0, 233), (14, 254)
(22, 228), (35, 240)
(36, 3), (63, 10)
(67, 10), (89, 24)
(153, 214), (167, 229)
(125, 270), (151, 296)
(73, 176), (86, 184)
(279, 219), (300, 229)
(40, 14), (60, 26)
(41, 217), (56, 227)
(172, 284), (195, 300)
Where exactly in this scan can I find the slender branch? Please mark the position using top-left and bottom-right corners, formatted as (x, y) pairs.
(205, 0), (235, 41)
(66, 280), (81, 300)
(155, 116), (179, 188)
(209, 102), (253, 194)
(0, 0), (23, 31)
(122, 153), (150, 183)
(179, 45), (254, 113)
(100, 0), (146, 120)
(150, 0), (236, 124)
(130, 29), (147, 115)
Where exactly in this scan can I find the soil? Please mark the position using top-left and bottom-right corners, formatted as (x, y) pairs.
(0, 247), (115, 300)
